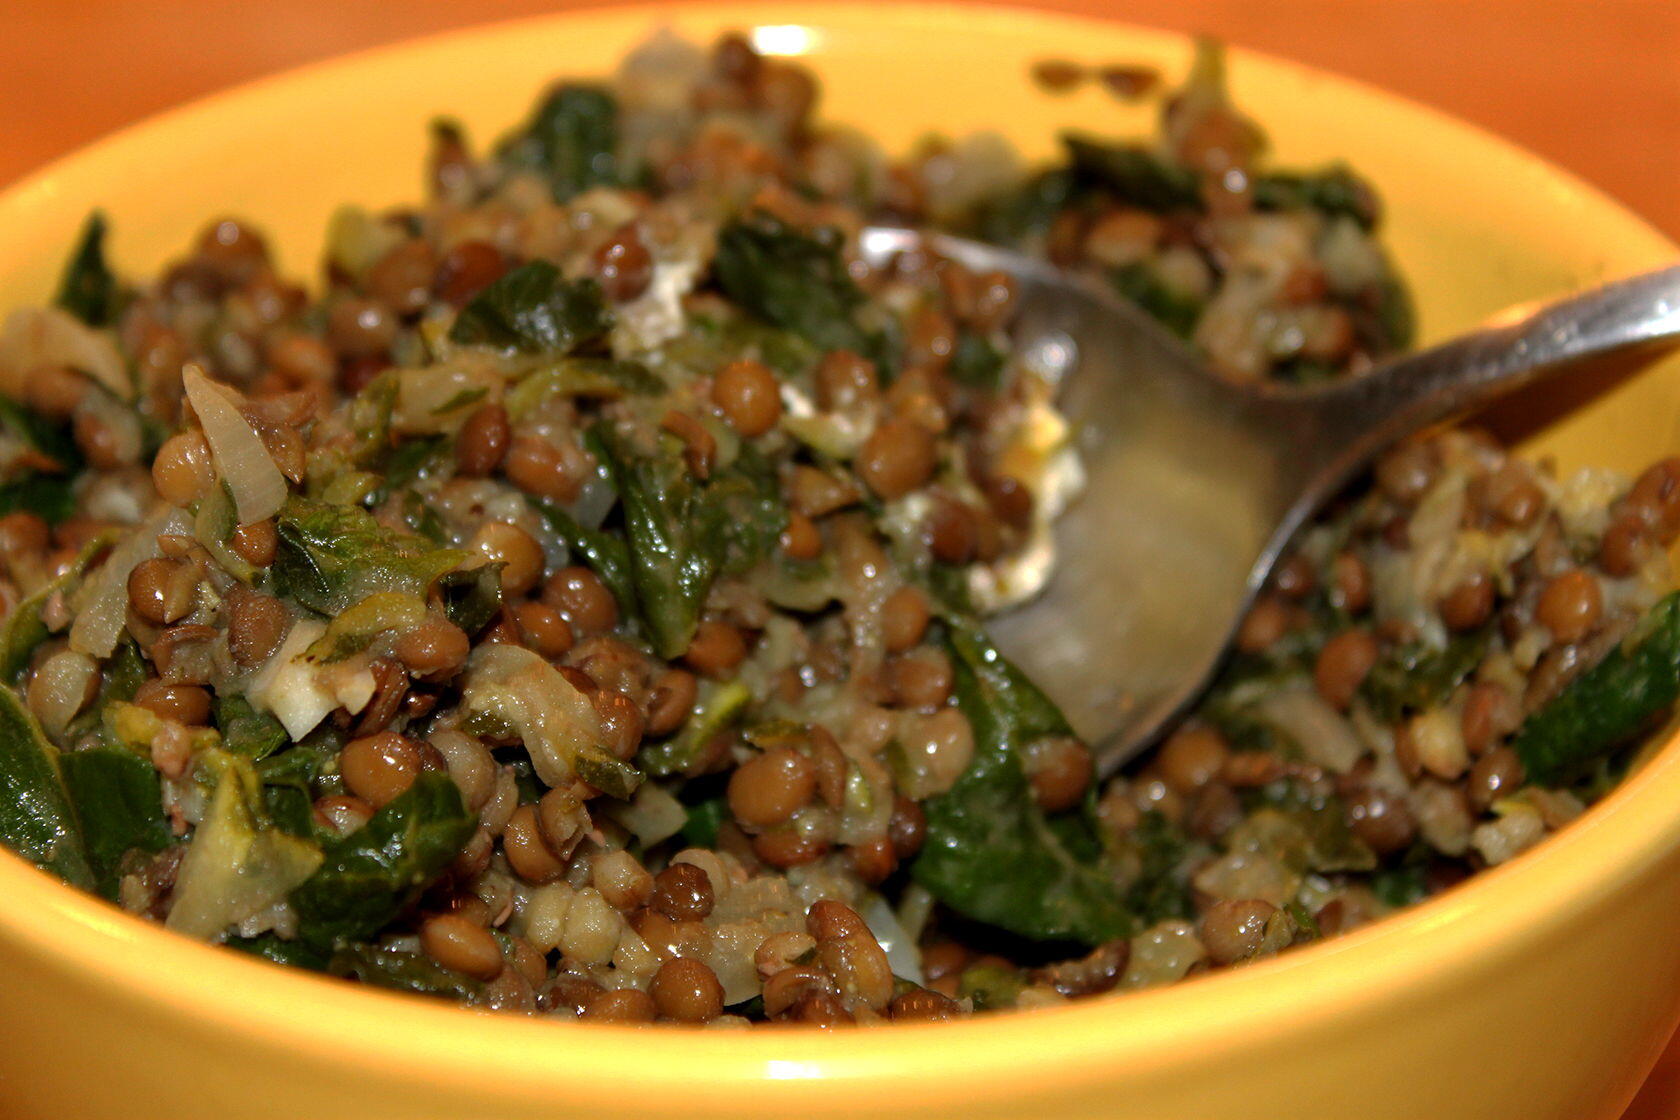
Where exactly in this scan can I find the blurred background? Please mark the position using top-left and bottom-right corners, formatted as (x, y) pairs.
(4, 0), (1680, 1115)
(6, 0), (1679, 239)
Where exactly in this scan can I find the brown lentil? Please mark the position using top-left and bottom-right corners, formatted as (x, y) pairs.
(544, 566), (618, 634)
(1314, 629), (1380, 710)
(880, 586), (931, 653)
(645, 668), (698, 735)
(420, 913), (505, 981)
(433, 241), (508, 306)
(886, 647), (953, 711)
(1439, 572), (1495, 632)
(394, 616), (471, 677)
(1157, 726), (1230, 794)
(504, 436), (589, 502)
(470, 522), (545, 597)
(592, 225), (655, 302)
(1200, 899), (1277, 966)
(455, 404), (511, 477)
(512, 601), (574, 659)
(127, 558), (197, 626)
(503, 804), (567, 883)
(583, 988), (657, 1022)
(339, 731), (422, 808)
(1023, 735), (1094, 813)
(650, 957), (724, 1023)
(683, 618), (748, 678)
(132, 680), (211, 726)
(857, 418), (937, 500)
(1536, 569), (1603, 644)
(728, 746), (817, 827)
(712, 359), (782, 437)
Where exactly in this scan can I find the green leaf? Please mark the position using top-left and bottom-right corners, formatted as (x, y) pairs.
(1516, 592), (1680, 784)
(589, 425), (723, 659)
(227, 931), (331, 970)
(912, 624), (1131, 946)
(713, 212), (876, 356)
(531, 497), (637, 619)
(1360, 628), (1489, 724)
(1108, 261), (1205, 341)
(328, 942), (483, 1000)
(638, 678), (753, 778)
(290, 772), (476, 950)
(1120, 811), (1194, 925)
(496, 83), (621, 202)
(215, 693), (290, 761)
(1062, 134), (1202, 212)
(0, 394), (84, 524)
(59, 745), (172, 898)
(970, 168), (1079, 245)
(166, 749), (323, 939)
(0, 684), (93, 890)
(436, 564), (505, 635)
(54, 211), (122, 328)
(679, 796), (729, 848)
(1253, 165), (1380, 230)
(448, 261), (612, 355)
(255, 731), (340, 838)
(505, 357), (666, 416)
(946, 330), (1006, 390)
(0, 532), (111, 683)
(273, 496), (464, 616)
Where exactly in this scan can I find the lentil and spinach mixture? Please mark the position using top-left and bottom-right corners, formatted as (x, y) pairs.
(1, 32), (1677, 1026)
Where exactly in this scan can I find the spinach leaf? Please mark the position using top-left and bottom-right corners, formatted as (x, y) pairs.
(54, 211), (122, 327)
(1120, 810), (1195, 925)
(713, 212), (876, 357)
(256, 731), (340, 838)
(946, 330), (1006, 391)
(531, 497), (638, 618)
(1062, 134), (1202, 212)
(227, 931), (331, 970)
(1516, 592), (1680, 784)
(496, 84), (620, 202)
(436, 564), (505, 636)
(912, 624), (1131, 946)
(679, 796), (729, 848)
(0, 684), (94, 889)
(589, 425), (725, 659)
(638, 678), (753, 778)
(1360, 628), (1489, 723)
(328, 942), (483, 1000)
(448, 261), (612, 355)
(1253, 166), (1379, 230)
(971, 168), (1079, 245)
(273, 496), (464, 616)
(290, 772), (475, 950)
(0, 395), (84, 524)
(59, 745), (172, 897)
(215, 693), (289, 760)
(1108, 261), (1205, 340)
(1371, 861), (1429, 910)
(708, 444), (787, 576)
(0, 532), (111, 682)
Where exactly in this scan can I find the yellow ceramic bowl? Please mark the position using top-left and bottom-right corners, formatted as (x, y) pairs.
(1, 5), (1678, 1119)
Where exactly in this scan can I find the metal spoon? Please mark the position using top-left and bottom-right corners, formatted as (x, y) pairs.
(858, 227), (1680, 776)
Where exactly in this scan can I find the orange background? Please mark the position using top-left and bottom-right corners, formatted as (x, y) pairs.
(3, 1), (1680, 1116)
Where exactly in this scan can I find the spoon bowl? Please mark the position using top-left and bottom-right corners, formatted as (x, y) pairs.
(860, 227), (1680, 773)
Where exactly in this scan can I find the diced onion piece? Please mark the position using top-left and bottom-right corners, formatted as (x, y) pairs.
(246, 620), (337, 740)
(0, 306), (130, 400)
(462, 643), (641, 799)
(861, 892), (924, 986)
(1255, 686), (1364, 774)
(602, 782), (688, 847)
(182, 365), (288, 524)
(68, 507), (191, 657)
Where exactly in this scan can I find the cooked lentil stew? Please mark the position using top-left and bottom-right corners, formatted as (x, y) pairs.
(0, 31), (1674, 1025)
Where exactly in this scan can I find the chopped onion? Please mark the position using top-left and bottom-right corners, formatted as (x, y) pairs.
(463, 644), (640, 798)
(69, 507), (191, 657)
(1255, 686), (1364, 773)
(246, 620), (335, 740)
(182, 365), (288, 524)
(602, 782), (688, 846)
(861, 892), (924, 985)
(0, 306), (130, 400)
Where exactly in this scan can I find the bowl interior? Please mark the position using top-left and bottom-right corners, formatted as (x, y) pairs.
(0, 0), (1678, 1107)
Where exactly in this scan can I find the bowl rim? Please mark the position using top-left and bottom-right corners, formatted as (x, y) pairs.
(1, 0), (1677, 1100)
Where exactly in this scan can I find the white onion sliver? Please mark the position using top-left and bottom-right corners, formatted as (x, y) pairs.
(68, 507), (191, 657)
(0, 306), (130, 400)
(182, 366), (288, 524)
(861, 892), (924, 986)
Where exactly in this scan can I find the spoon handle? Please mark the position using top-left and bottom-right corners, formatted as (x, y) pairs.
(1305, 263), (1680, 485)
